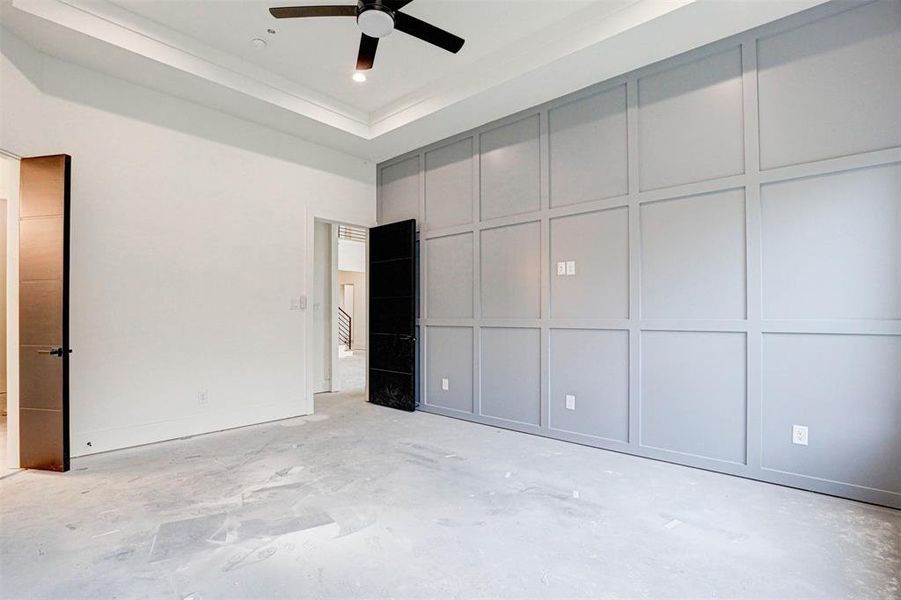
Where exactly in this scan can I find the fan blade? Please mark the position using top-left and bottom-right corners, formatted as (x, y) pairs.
(269, 5), (356, 19)
(356, 34), (379, 70)
(394, 11), (464, 53)
(383, 0), (415, 9)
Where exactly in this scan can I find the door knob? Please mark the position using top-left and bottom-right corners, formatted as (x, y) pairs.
(37, 347), (64, 357)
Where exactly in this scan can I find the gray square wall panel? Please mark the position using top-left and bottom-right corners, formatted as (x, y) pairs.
(761, 163), (901, 320)
(479, 115), (541, 220)
(550, 207), (629, 319)
(425, 327), (474, 414)
(761, 333), (901, 494)
(549, 329), (629, 442)
(379, 156), (420, 225)
(640, 189), (746, 319)
(757, 0), (901, 169)
(425, 138), (473, 229)
(378, 1), (901, 508)
(426, 233), (473, 319)
(480, 328), (541, 426)
(638, 46), (744, 190)
(549, 84), (628, 207)
(640, 331), (747, 464)
(481, 222), (541, 319)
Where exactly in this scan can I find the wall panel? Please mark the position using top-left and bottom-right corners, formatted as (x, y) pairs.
(757, 0), (901, 169)
(549, 85), (628, 207)
(637, 47), (744, 190)
(762, 333), (901, 494)
(761, 163), (901, 320)
(425, 138), (473, 229)
(481, 221), (541, 319)
(425, 327), (474, 414)
(640, 331), (747, 464)
(550, 208), (629, 319)
(379, 1), (901, 508)
(480, 328), (541, 425)
(426, 233), (473, 319)
(479, 116), (541, 220)
(379, 156), (420, 225)
(549, 329), (629, 441)
(640, 189), (746, 319)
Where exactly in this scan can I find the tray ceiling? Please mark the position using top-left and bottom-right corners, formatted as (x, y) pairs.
(2, 0), (828, 160)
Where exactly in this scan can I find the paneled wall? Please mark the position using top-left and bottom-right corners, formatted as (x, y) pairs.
(377, 1), (901, 508)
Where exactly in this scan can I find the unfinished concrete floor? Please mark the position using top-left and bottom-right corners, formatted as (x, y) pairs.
(1, 391), (899, 599)
(336, 349), (366, 391)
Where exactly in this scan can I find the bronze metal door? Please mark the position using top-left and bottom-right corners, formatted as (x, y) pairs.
(19, 155), (71, 471)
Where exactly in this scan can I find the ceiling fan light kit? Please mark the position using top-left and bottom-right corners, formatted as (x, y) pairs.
(357, 4), (395, 38)
(269, 0), (465, 71)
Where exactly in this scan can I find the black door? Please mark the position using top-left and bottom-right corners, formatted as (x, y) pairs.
(369, 219), (416, 411)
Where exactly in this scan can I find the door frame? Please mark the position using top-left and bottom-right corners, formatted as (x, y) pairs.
(311, 219), (338, 394)
(2, 148), (21, 470)
(304, 207), (374, 411)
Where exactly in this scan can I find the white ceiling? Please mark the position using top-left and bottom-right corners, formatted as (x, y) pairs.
(103, 0), (601, 114)
(2, 0), (829, 161)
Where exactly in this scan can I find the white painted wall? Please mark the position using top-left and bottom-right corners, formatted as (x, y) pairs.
(1, 28), (376, 459)
(337, 238), (365, 272)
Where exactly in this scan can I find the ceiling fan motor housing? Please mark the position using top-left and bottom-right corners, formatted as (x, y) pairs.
(267, 1), (464, 71)
(357, 2), (395, 38)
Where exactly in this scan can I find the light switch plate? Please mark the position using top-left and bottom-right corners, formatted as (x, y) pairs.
(565, 394), (576, 410)
(792, 425), (808, 446)
(557, 261), (566, 276)
(566, 260), (576, 275)
(441, 378), (449, 391)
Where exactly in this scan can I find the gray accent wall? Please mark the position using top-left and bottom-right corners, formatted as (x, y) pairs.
(377, 1), (901, 508)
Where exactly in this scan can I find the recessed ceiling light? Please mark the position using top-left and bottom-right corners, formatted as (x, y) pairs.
(352, 72), (367, 83)
(251, 37), (267, 49)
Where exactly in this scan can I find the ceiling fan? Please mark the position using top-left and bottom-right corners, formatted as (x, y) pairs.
(269, 1), (465, 71)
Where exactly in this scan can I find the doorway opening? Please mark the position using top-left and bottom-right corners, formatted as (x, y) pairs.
(337, 224), (367, 390)
(313, 220), (368, 397)
(0, 154), (11, 474)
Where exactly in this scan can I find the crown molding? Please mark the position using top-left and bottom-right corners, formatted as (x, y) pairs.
(7, 0), (829, 159)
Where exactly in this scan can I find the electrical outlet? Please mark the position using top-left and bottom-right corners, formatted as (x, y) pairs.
(557, 261), (566, 276)
(566, 260), (576, 275)
(565, 394), (576, 410)
(792, 425), (808, 446)
(441, 378), (449, 391)
(198, 390), (209, 406)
